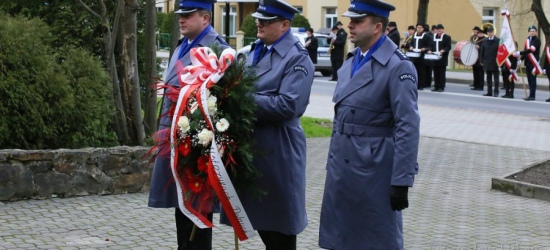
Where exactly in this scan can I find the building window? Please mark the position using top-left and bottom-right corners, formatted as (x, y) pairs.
(482, 7), (496, 24)
(325, 7), (338, 28)
(221, 5), (237, 37)
(156, 7), (163, 12)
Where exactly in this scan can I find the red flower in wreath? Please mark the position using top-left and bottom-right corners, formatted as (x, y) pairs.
(178, 136), (191, 156)
(197, 155), (210, 173)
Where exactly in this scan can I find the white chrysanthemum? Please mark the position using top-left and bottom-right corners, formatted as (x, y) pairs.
(197, 128), (214, 146)
(207, 96), (217, 116)
(177, 116), (190, 133)
(215, 118), (229, 132)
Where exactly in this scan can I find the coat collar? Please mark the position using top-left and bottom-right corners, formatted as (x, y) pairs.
(252, 32), (300, 77)
(333, 38), (396, 103)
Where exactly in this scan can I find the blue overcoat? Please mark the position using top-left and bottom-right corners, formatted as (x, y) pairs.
(319, 38), (420, 250)
(148, 28), (227, 209)
(222, 32), (314, 235)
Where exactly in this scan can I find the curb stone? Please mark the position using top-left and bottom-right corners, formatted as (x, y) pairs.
(491, 159), (550, 202)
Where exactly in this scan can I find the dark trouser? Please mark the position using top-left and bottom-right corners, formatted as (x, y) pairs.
(525, 64), (537, 98)
(433, 65), (446, 90)
(485, 71), (499, 95)
(175, 208), (213, 250)
(330, 59), (343, 80)
(412, 59), (426, 89)
(502, 71), (515, 96)
(258, 230), (297, 250)
(425, 65), (433, 88)
(473, 65), (485, 89)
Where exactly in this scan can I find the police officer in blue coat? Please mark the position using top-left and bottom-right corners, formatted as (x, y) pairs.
(220, 0), (314, 249)
(319, 0), (420, 249)
(147, 0), (228, 249)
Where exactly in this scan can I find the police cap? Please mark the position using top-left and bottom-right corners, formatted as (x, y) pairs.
(342, 0), (396, 19)
(175, 0), (216, 14)
(252, 0), (301, 21)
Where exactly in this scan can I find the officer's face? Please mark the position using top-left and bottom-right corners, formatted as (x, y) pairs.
(348, 16), (383, 51)
(529, 29), (537, 37)
(179, 11), (210, 40)
(256, 18), (290, 45)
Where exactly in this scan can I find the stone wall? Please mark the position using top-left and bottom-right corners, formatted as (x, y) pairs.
(0, 147), (152, 201)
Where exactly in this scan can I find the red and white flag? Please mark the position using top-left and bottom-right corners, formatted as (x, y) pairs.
(497, 10), (516, 66)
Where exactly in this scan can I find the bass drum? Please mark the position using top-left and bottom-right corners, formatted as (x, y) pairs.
(453, 40), (478, 66)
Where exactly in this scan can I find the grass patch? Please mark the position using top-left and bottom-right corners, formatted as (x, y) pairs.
(300, 116), (333, 138)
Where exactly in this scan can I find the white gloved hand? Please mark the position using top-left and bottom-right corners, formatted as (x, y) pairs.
(544, 69), (547, 75)
(517, 60), (522, 65)
(510, 69), (516, 73)
(513, 51), (520, 57)
(413, 48), (421, 52)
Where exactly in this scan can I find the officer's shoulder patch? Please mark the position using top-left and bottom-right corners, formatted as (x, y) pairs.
(294, 65), (308, 75)
(395, 49), (410, 61)
(399, 73), (416, 83)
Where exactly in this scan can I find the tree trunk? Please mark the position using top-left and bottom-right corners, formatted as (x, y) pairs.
(170, 0), (181, 58)
(417, 0), (429, 26)
(532, 0), (549, 68)
(117, 0), (145, 146)
(532, 0), (549, 40)
(144, 0), (158, 136)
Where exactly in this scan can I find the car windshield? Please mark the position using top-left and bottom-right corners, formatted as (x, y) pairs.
(317, 37), (330, 47)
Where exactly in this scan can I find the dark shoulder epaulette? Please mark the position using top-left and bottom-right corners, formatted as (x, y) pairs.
(346, 52), (354, 60)
(395, 49), (410, 61)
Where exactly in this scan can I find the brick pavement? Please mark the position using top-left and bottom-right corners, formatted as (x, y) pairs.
(2, 103), (550, 249)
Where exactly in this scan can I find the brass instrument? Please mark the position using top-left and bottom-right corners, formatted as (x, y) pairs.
(401, 35), (413, 53)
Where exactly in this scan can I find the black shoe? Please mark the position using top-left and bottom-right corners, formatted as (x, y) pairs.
(469, 84), (475, 87)
(501, 94), (509, 98)
(546, 98), (550, 102)
(523, 97), (535, 101)
(493, 92), (499, 97)
(483, 93), (493, 96)
(471, 87), (483, 91)
(509, 95), (514, 99)
(431, 89), (438, 92)
(437, 89), (444, 92)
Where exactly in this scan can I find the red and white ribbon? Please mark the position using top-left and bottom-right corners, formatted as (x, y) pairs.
(525, 39), (543, 75)
(504, 58), (518, 81)
(170, 47), (256, 241)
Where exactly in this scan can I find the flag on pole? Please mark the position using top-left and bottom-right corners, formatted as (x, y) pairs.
(497, 9), (516, 66)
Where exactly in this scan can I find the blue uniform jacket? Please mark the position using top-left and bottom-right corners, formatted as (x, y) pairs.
(319, 38), (420, 250)
(221, 32), (314, 235)
(148, 28), (227, 209)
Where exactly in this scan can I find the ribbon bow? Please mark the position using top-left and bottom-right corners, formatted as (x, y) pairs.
(179, 47), (236, 88)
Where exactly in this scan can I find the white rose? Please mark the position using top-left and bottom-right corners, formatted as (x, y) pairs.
(197, 129), (214, 146)
(215, 118), (229, 132)
(207, 96), (217, 116)
(177, 116), (190, 133)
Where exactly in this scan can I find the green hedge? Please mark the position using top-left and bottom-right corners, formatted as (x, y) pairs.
(0, 13), (116, 149)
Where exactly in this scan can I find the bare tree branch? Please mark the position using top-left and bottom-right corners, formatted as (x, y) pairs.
(77, 0), (101, 20)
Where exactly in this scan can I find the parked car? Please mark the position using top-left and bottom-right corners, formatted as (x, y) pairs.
(236, 31), (332, 76)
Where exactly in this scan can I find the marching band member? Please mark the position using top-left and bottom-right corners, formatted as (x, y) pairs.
(427, 24), (451, 92)
(406, 23), (431, 90)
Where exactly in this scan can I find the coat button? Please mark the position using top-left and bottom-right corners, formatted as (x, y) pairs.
(344, 158), (349, 163)
(330, 153), (333, 158)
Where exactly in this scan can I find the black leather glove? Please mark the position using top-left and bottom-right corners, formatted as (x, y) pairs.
(390, 186), (409, 211)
